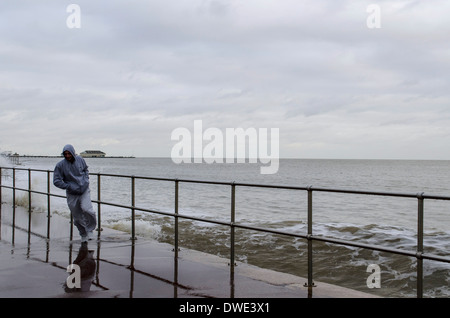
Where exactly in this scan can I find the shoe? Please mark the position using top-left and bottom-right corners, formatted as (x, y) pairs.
(87, 231), (95, 240)
(81, 236), (88, 243)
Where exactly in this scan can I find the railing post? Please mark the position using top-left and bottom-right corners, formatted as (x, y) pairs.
(305, 185), (315, 289)
(174, 179), (179, 258)
(27, 169), (32, 243)
(230, 182), (236, 274)
(12, 168), (16, 243)
(0, 167), (2, 240)
(47, 170), (51, 239)
(417, 192), (424, 298)
(174, 179), (179, 298)
(97, 174), (102, 238)
(130, 176), (136, 241)
(70, 213), (74, 241)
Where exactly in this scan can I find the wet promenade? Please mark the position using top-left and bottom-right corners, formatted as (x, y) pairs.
(0, 203), (377, 298)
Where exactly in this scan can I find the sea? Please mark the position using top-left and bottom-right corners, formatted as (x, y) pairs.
(1, 156), (449, 297)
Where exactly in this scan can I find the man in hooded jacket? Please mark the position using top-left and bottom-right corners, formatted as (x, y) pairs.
(53, 144), (97, 242)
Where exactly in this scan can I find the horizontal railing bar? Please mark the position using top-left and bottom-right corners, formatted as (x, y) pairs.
(216, 223), (450, 263)
(312, 235), (416, 257)
(230, 182), (309, 191)
(0, 186), (67, 199)
(87, 174), (450, 200)
(311, 187), (420, 198)
(0, 167), (50, 173)
(420, 194), (450, 201)
(233, 222), (308, 239)
(5, 181), (450, 203)
(91, 199), (232, 227)
(91, 199), (450, 264)
(422, 254), (450, 263)
(2, 166), (450, 201)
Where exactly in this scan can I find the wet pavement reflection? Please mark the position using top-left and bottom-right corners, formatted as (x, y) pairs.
(64, 242), (96, 293)
(0, 204), (374, 298)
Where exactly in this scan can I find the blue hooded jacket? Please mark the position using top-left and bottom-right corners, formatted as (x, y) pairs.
(53, 144), (90, 195)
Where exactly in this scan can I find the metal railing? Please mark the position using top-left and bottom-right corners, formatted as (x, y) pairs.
(1, 166), (449, 298)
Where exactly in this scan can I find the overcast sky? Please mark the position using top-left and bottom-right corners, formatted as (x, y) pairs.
(1, 0), (449, 159)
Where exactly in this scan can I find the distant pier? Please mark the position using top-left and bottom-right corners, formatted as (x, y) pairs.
(18, 155), (63, 158)
(1, 154), (134, 166)
(14, 155), (135, 159)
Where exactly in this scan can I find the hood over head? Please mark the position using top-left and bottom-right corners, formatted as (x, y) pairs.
(62, 144), (76, 157)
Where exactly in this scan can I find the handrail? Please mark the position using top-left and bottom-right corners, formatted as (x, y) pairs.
(1, 166), (449, 298)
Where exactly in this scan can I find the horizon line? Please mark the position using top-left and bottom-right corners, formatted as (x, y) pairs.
(4, 154), (449, 161)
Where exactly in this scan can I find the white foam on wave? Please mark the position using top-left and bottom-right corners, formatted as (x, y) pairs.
(104, 219), (162, 240)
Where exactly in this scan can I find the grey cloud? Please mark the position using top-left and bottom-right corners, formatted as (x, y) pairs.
(1, 0), (450, 159)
